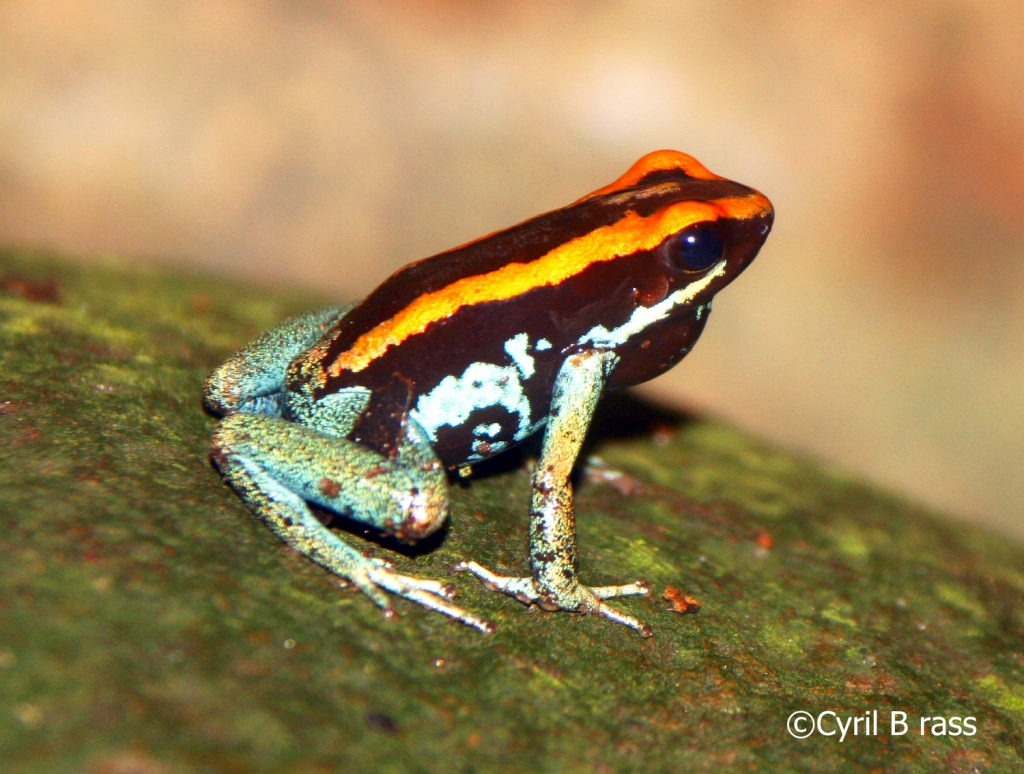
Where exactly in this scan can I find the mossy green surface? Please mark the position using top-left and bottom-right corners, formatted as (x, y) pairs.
(1, 248), (1023, 772)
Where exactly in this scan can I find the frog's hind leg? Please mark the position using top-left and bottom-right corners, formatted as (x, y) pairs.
(204, 305), (352, 417)
(211, 413), (496, 634)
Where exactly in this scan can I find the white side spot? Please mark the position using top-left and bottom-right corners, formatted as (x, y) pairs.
(473, 422), (502, 438)
(536, 338), (552, 351)
(411, 361), (533, 445)
(577, 261), (726, 349)
(504, 332), (535, 379)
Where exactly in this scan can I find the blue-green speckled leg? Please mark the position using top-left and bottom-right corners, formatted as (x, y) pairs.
(204, 305), (353, 417)
(211, 414), (494, 632)
(455, 349), (652, 637)
(205, 306), (495, 633)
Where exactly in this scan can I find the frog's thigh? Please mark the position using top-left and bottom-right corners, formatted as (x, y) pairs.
(204, 305), (352, 416)
(212, 412), (447, 541)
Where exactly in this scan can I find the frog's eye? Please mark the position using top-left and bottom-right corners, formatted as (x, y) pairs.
(664, 223), (726, 273)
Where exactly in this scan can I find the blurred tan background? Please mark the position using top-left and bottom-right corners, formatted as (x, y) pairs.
(2, 1), (1021, 537)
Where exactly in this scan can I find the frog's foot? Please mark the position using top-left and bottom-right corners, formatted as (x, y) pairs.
(452, 561), (652, 637)
(352, 558), (496, 634)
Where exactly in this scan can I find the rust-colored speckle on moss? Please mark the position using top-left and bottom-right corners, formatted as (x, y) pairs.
(663, 586), (702, 615)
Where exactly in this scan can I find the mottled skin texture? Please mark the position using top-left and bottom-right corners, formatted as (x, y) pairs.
(204, 151), (773, 635)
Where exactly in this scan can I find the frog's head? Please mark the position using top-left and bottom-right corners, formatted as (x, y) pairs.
(574, 150), (774, 387)
(591, 150), (773, 310)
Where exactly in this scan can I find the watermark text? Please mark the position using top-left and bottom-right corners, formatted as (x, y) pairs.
(787, 710), (976, 741)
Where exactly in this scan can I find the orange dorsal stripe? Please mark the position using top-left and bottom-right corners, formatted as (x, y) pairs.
(576, 150), (723, 202)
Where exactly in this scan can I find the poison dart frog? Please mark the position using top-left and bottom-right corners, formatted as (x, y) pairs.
(204, 150), (773, 637)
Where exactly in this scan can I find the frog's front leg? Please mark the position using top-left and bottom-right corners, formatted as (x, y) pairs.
(211, 412), (495, 633)
(455, 349), (652, 637)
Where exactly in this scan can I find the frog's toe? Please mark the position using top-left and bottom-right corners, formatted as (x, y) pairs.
(452, 561), (652, 637)
(451, 561), (537, 601)
(590, 579), (652, 598)
(361, 564), (496, 634)
(340, 567), (395, 612)
(592, 600), (653, 638)
(368, 562), (458, 600)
